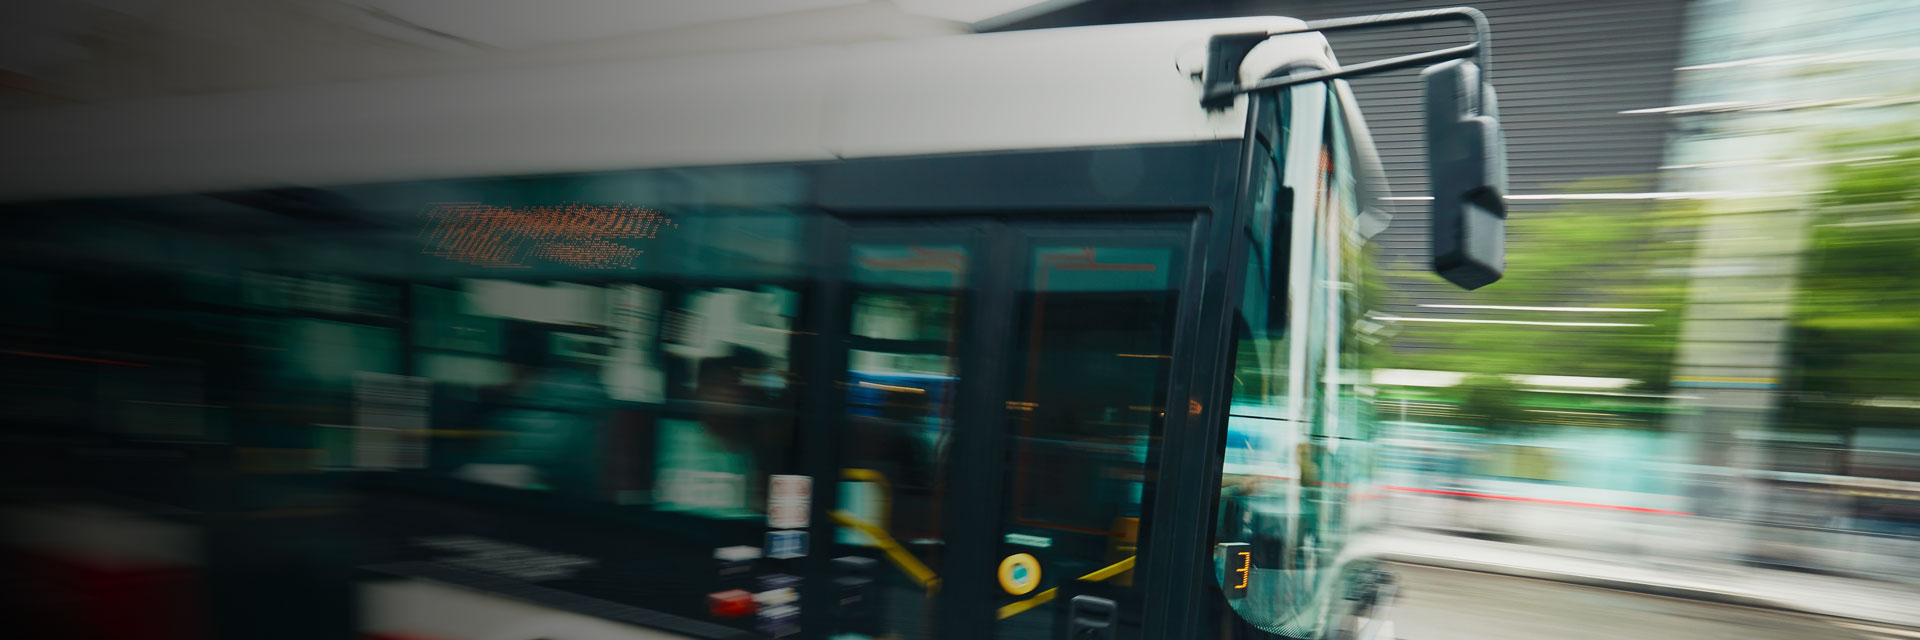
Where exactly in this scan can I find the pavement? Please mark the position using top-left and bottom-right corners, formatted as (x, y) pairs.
(1385, 563), (1880, 640)
(1366, 528), (1920, 633)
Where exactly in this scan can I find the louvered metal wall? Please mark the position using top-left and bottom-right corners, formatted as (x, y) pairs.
(1002, 0), (1689, 355)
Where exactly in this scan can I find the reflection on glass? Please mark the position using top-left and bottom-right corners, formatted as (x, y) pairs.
(836, 242), (966, 640)
(1217, 86), (1375, 639)
(0, 168), (833, 632)
(995, 235), (1183, 636)
(652, 285), (799, 517)
(457, 319), (611, 497)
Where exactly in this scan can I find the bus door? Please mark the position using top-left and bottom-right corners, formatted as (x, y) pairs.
(823, 221), (978, 640)
(822, 218), (1196, 640)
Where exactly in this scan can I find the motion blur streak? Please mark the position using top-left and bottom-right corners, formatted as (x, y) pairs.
(1377, 486), (1694, 516)
(1, 1), (1918, 640)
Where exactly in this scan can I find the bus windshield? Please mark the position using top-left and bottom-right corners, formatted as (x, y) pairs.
(1217, 82), (1377, 637)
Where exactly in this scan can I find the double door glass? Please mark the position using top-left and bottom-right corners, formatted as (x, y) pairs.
(830, 220), (1190, 640)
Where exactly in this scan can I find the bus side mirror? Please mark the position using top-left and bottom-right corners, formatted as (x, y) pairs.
(1423, 59), (1506, 290)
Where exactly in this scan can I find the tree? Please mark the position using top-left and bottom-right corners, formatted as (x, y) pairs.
(1782, 132), (1920, 435)
(1455, 373), (1530, 434)
(1382, 180), (1699, 396)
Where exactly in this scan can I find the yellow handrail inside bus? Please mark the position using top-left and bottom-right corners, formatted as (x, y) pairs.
(995, 555), (1136, 620)
(834, 468), (938, 594)
(831, 510), (940, 594)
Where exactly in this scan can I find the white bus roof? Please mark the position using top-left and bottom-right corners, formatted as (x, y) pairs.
(0, 17), (1337, 203)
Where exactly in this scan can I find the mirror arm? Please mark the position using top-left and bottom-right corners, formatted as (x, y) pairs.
(1200, 6), (1491, 109)
(1207, 42), (1479, 105)
(1297, 7), (1491, 77)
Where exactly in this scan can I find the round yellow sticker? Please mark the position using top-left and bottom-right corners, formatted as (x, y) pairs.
(998, 553), (1041, 595)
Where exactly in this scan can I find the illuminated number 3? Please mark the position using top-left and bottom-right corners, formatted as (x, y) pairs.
(1234, 551), (1251, 589)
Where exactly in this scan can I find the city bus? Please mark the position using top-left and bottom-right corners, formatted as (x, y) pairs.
(0, 8), (1504, 640)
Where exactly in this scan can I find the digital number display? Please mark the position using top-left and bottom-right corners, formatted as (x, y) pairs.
(1218, 542), (1250, 600)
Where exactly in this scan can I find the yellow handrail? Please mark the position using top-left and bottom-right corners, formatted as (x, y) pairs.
(834, 468), (938, 593)
(831, 510), (940, 594)
(995, 556), (1136, 620)
(834, 467), (1137, 612)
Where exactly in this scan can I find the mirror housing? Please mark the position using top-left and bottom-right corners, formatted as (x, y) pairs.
(1423, 59), (1506, 290)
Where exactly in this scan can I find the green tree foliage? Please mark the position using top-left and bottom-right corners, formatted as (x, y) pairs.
(1455, 373), (1529, 433)
(1784, 133), (1920, 433)
(1384, 182), (1697, 394)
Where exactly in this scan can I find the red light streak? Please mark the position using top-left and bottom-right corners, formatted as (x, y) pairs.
(1377, 485), (1693, 515)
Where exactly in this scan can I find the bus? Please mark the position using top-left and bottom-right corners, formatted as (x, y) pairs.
(0, 8), (1505, 640)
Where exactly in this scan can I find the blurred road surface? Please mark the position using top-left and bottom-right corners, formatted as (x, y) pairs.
(1388, 563), (1919, 640)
